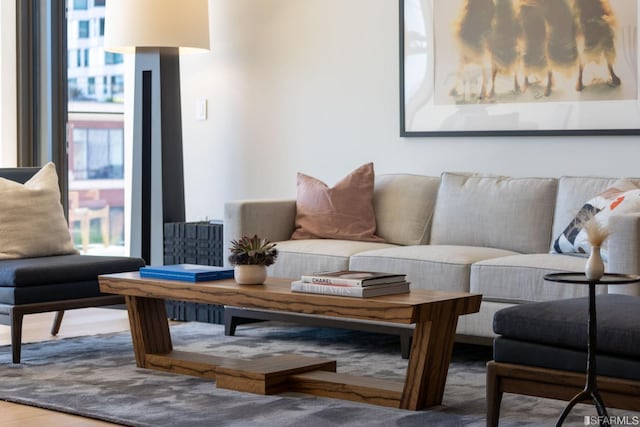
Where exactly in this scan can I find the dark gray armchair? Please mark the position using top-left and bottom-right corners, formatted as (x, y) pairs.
(0, 167), (145, 363)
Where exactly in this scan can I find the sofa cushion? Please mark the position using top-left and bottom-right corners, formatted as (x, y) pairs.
(0, 163), (78, 259)
(493, 294), (640, 358)
(553, 181), (640, 259)
(471, 253), (603, 302)
(291, 163), (384, 243)
(269, 239), (396, 280)
(373, 174), (440, 246)
(350, 245), (517, 293)
(430, 173), (557, 254)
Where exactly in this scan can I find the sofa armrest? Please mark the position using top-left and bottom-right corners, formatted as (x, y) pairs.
(607, 213), (640, 295)
(223, 199), (297, 266)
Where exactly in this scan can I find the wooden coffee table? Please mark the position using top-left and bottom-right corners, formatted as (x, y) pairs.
(99, 273), (481, 410)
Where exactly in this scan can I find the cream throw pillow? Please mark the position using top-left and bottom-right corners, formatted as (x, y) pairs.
(0, 162), (78, 259)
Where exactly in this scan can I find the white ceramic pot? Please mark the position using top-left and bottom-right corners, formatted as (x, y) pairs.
(234, 265), (267, 285)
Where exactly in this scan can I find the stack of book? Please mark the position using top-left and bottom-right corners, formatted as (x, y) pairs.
(291, 270), (409, 298)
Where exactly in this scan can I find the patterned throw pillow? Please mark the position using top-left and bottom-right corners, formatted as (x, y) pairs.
(553, 181), (640, 259)
(291, 162), (385, 242)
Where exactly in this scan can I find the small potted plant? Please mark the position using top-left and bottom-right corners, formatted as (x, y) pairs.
(228, 235), (278, 284)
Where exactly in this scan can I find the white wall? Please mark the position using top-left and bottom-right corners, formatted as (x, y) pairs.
(0, 0), (17, 166)
(180, 0), (640, 222)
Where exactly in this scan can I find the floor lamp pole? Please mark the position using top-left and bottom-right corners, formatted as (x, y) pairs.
(130, 47), (185, 265)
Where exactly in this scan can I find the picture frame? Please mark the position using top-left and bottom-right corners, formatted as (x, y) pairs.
(400, 0), (640, 137)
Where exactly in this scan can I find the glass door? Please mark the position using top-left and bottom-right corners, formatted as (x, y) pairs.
(67, 0), (126, 255)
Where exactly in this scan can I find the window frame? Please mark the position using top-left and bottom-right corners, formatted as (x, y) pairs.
(16, 0), (69, 211)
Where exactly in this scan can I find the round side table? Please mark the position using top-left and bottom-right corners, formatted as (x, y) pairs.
(544, 272), (640, 427)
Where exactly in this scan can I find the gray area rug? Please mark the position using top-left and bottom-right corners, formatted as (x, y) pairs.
(0, 321), (634, 426)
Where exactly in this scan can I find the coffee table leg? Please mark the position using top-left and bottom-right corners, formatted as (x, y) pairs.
(125, 295), (172, 368)
(400, 306), (460, 410)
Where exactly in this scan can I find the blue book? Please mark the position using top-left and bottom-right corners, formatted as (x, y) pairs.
(139, 264), (234, 282)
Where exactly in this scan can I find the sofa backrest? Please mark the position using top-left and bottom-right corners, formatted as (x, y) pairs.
(430, 172), (558, 254)
(373, 174), (440, 246)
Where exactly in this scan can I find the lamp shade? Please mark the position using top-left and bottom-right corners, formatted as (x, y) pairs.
(104, 0), (210, 53)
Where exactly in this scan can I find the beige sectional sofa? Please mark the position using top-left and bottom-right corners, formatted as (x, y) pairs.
(223, 172), (640, 343)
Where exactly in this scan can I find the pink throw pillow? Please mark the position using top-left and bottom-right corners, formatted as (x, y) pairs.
(291, 163), (385, 242)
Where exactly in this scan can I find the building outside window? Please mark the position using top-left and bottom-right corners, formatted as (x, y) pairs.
(74, 0), (88, 10)
(68, 9), (124, 102)
(94, 0), (105, 6)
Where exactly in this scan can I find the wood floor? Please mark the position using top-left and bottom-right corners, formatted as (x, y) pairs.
(0, 308), (132, 426)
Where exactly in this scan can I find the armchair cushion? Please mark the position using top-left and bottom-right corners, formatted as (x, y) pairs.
(493, 294), (640, 358)
(0, 254), (145, 304)
(0, 163), (77, 259)
(493, 337), (640, 381)
(493, 294), (640, 381)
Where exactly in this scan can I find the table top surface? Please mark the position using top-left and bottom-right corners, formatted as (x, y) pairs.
(544, 272), (640, 285)
(99, 272), (482, 324)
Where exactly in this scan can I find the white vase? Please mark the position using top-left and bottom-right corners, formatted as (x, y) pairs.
(234, 265), (267, 285)
(585, 246), (605, 281)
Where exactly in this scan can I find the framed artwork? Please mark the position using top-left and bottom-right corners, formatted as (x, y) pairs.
(400, 0), (640, 136)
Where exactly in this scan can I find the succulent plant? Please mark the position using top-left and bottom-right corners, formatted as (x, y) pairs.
(228, 235), (278, 266)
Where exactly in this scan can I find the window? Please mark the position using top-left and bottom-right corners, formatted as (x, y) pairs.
(68, 78), (80, 100)
(69, 49), (80, 67)
(74, 0), (88, 10)
(111, 75), (124, 96)
(108, 129), (124, 173)
(72, 129), (87, 176)
(66, 0), (129, 255)
(78, 20), (89, 38)
(71, 127), (124, 180)
(105, 52), (123, 65)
